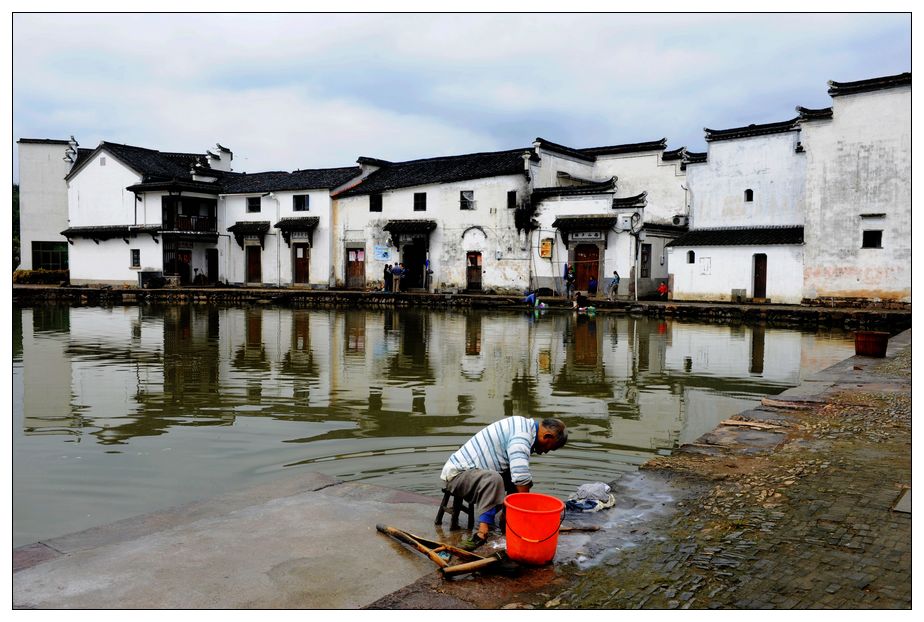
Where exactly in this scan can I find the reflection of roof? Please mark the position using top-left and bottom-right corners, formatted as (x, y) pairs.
(828, 72), (910, 97)
(337, 149), (533, 197)
(666, 226), (804, 247)
(704, 118), (800, 142)
(552, 214), (620, 230)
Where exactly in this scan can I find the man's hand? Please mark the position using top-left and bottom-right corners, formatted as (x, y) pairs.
(515, 482), (533, 493)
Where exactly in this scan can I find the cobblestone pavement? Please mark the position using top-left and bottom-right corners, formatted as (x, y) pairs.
(543, 345), (912, 610)
(370, 340), (911, 610)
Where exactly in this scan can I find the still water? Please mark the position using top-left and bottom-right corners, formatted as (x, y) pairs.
(13, 304), (855, 547)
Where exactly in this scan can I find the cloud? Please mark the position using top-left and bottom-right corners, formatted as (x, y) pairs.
(12, 12), (910, 181)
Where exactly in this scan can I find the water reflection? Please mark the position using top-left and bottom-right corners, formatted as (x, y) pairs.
(13, 305), (855, 547)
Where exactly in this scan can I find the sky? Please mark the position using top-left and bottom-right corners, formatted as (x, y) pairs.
(10, 10), (912, 183)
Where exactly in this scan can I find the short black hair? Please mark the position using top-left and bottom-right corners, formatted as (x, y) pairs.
(541, 418), (568, 447)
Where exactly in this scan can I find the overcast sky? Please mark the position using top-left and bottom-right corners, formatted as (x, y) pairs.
(11, 12), (911, 182)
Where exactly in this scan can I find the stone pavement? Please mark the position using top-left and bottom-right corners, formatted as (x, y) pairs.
(370, 330), (912, 609)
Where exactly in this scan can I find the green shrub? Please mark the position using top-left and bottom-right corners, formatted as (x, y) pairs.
(12, 269), (70, 284)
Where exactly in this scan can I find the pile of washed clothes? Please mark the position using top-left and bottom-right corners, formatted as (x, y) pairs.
(565, 482), (616, 513)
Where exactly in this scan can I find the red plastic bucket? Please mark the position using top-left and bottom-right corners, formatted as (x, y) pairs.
(504, 493), (565, 565)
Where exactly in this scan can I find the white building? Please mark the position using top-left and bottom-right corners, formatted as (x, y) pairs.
(16, 137), (86, 271)
(668, 118), (807, 304)
(799, 73), (911, 305)
(669, 71), (910, 306)
(331, 149), (534, 293)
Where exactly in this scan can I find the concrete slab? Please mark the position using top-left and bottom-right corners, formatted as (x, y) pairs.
(14, 474), (441, 609)
(893, 488), (911, 514)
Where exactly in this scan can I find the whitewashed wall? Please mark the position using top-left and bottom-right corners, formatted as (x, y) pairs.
(667, 244), (804, 304)
(68, 236), (163, 285)
(17, 142), (73, 270)
(67, 151), (142, 228)
(592, 151), (687, 224)
(332, 174), (529, 292)
(800, 86), (911, 302)
(684, 131), (805, 229)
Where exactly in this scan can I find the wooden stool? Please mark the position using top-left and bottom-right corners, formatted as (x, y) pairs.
(435, 488), (475, 530)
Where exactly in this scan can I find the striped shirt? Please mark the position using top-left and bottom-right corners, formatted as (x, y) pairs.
(440, 417), (537, 485)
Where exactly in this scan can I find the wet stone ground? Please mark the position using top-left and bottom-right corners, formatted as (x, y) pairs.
(541, 347), (912, 610)
(369, 346), (911, 610)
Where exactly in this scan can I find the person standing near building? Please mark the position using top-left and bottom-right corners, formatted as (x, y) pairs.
(565, 266), (576, 299)
(383, 264), (392, 292)
(608, 270), (620, 301)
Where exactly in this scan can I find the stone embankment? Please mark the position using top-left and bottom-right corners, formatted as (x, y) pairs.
(12, 285), (910, 331)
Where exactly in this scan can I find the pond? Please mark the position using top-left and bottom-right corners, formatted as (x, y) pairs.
(12, 304), (855, 547)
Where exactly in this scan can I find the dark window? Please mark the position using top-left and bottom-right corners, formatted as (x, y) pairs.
(862, 230), (883, 249)
(31, 241), (69, 270)
(414, 192), (427, 212)
(507, 190), (517, 209)
(744, 189), (754, 202)
(293, 194), (309, 211)
(247, 197), (261, 213)
(687, 250), (695, 264)
(460, 190), (475, 210)
(369, 194), (383, 212)
(130, 249), (141, 268)
(641, 243), (651, 278)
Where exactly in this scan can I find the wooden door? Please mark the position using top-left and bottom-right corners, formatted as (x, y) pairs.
(466, 252), (482, 291)
(346, 247), (365, 289)
(246, 246), (261, 284)
(574, 244), (599, 291)
(293, 243), (310, 284)
(206, 248), (218, 284)
(753, 253), (767, 299)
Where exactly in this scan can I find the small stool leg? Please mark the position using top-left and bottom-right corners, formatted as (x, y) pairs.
(435, 489), (451, 525)
(450, 493), (463, 530)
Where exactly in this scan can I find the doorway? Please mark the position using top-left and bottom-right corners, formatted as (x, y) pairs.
(346, 246), (365, 289)
(466, 252), (482, 291)
(401, 238), (428, 290)
(574, 244), (600, 292)
(206, 248), (218, 284)
(753, 253), (767, 299)
(293, 243), (311, 285)
(246, 246), (262, 284)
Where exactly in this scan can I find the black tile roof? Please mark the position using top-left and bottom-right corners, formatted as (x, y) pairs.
(220, 167), (361, 194)
(661, 147), (686, 161)
(683, 151), (707, 165)
(532, 178), (617, 202)
(533, 137), (596, 162)
(581, 138), (668, 157)
(704, 118), (800, 142)
(227, 221), (271, 235)
(382, 219), (437, 233)
(551, 214), (620, 231)
(61, 224), (162, 240)
(612, 192), (648, 209)
(337, 149), (533, 197)
(796, 106), (833, 121)
(17, 138), (71, 144)
(666, 226), (804, 247)
(126, 179), (222, 194)
(274, 216), (320, 232)
(66, 141), (208, 182)
(828, 72), (910, 97)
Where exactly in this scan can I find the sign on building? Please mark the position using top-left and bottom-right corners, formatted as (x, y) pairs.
(571, 231), (602, 241)
(373, 245), (391, 262)
(539, 238), (553, 258)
